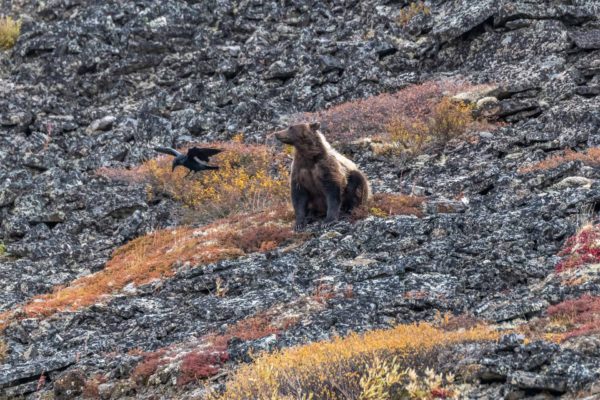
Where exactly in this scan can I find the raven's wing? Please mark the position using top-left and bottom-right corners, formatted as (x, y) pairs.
(187, 147), (222, 162)
(154, 147), (182, 157)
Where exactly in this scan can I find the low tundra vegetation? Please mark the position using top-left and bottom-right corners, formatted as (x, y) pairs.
(555, 223), (600, 273)
(397, 1), (431, 27)
(132, 311), (299, 386)
(294, 80), (495, 156)
(546, 295), (600, 340)
(518, 147), (600, 174)
(98, 136), (290, 223)
(352, 193), (425, 220)
(0, 208), (299, 323)
(0, 339), (7, 362)
(210, 322), (498, 399)
(0, 16), (21, 50)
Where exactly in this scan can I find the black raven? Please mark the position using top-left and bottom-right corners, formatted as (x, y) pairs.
(154, 146), (222, 176)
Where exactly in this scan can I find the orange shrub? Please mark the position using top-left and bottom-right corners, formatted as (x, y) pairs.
(0, 208), (299, 323)
(518, 147), (600, 174)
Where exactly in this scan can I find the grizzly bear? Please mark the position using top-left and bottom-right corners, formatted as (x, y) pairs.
(274, 122), (370, 230)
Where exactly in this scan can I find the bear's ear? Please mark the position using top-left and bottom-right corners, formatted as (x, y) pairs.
(309, 122), (321, 132)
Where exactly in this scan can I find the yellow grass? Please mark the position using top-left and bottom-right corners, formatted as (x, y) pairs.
(0, 16), (21, 50)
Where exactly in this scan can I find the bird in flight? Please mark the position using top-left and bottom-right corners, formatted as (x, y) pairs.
(154, 146), (222, 177)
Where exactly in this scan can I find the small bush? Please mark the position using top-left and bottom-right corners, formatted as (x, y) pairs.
(178, 348), (229, 386)
(518, 147), (600, 174)
(547, 295), (600, 340)
(397, 1), (431, 27)
(213, 323), (498, 399)
(0, 339), (7, 362)
(0, 16), (21, 50)
(0, 242), (6, 256)
(82, 375), (106, 399)
(384, 98), (475, 157)
(353, 193), (425, 220)
(131, 350), (167, 385)
(555, 224), (600, 272)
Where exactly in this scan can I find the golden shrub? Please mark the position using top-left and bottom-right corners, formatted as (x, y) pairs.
(385, 98), (475, 157)
(142, 140), (290, 222)
(213, 323), (498, 399)
(397, 2), (431, 27)
(0, 16), (21, 50)
(0, 339), (7, 362)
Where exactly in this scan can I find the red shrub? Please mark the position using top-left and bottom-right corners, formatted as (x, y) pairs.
(556, 225), (600, 272)
(547, 295), (600, 339)
(293, 80), (488, 142)
(131, 350), (167, 385)
(431, 388), (454, 399)
(177, 348), (229, 386)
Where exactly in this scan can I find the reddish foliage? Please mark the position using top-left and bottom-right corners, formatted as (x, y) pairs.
(293, 80), (489, 142)
(227, 315), (281, 341)
(177, 348), (229, 386)
(371, 193), (425, 217)
(82, 375), (107, 399)
(519, 148), (600, 174)
(222, 224), (295, 253)
(131, 350), (167, 385)
(556, 225), (600, 272)
(431, 388), (454, 399)
(131, 311), (300, 386)
(547, 295), (600, 339)
(312, 283), (336, 304)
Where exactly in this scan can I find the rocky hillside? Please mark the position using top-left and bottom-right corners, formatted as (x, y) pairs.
(1, 0), (600, 399)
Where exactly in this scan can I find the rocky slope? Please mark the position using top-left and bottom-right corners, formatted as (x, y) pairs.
(1, 0), (600, 399)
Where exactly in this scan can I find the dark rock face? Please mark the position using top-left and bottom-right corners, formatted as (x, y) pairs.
(1, 0), (600, 398)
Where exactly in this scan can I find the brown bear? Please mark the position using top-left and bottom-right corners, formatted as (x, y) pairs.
(274, 122), (370, 230)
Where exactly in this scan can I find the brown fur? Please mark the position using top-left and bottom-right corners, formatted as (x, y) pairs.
(274, 122), (370, 229)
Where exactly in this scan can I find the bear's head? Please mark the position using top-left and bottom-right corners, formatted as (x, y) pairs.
(274, 122), (326, 155)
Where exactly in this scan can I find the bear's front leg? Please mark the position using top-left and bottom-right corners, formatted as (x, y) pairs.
(323, 181), (342, 223)
(292, 183), (309, 231)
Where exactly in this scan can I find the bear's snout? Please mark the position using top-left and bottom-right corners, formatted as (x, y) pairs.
(274, 129), (292, 144)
